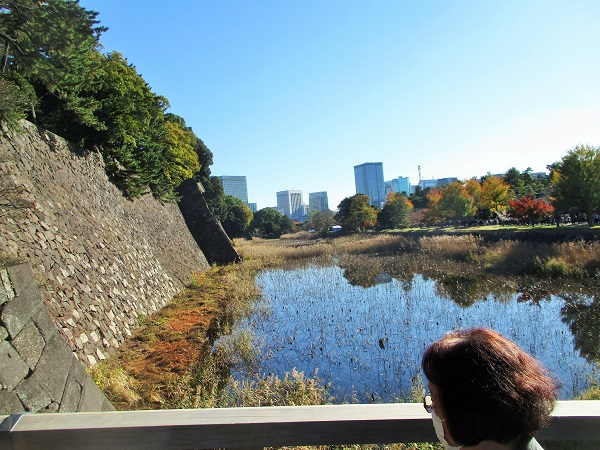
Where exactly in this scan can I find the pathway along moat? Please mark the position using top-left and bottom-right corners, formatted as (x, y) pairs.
(216, 264), (599, 403)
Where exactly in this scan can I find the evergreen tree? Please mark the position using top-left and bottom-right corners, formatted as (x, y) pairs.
(551, 145), (600, 227)
(0, 0), (106, 127)
(251, 208), (293, 238)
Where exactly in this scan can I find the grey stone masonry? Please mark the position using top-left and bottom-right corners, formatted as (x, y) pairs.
(0, 121), (210, 364)
(0, 264), (114, 414)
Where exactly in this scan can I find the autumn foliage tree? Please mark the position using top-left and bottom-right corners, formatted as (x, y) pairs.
(377, 192), (413, 229)
(508, 195), (554, 226)
(335, 194), (377, 231)
(423, 188), (444, 224)
(479, 175), (510, 216)
(438, 182), (476, 223)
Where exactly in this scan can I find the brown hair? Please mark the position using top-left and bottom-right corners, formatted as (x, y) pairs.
(422, 328), (557, 446)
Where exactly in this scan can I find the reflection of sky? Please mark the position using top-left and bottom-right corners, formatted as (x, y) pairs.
(223, 265), (596, 402)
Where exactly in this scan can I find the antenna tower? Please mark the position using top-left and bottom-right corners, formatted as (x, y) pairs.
(418, 165), (422, 183)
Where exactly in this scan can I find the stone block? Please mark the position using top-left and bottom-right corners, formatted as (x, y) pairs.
(12, 320), (45, 369)
(1, 281), (43, 339)
(0, 389), (25, 414)
(15, 377), (51, 412)
(6, 264), (33, 295)
(0, 326), (8, 341)
(32, 307), (59, 341)
(102, 396), (116, 411)
(78, 377), (106, 412)
(27, 333), (72, 402)
(59, 378), (82, 413)
(0, 341), (30, 390)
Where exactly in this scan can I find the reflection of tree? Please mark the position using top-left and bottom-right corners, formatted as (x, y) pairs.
(339, 257), (382, 288)
(339, 255), (414, 289)
(434, 275), (490, 307)
(561, 294), (600, 363)
(514, 286), (552, 305)
(338, 252), (596, 320)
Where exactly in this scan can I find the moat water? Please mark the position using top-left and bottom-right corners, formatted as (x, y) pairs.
(217, 265), (599, 402)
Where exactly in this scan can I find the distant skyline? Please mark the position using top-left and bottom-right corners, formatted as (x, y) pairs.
(80, 1), (600, 210)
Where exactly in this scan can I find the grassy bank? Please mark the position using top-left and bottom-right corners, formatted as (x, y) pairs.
(90, 243), (333, 410)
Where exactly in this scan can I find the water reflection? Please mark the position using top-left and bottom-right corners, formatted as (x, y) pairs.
(562, 295), (600, 362)
(222, 265), (597, 403)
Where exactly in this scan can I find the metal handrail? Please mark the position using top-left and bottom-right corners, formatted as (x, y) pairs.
(1, 401), (599, 450)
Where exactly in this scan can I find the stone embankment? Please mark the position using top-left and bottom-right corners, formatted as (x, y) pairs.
(0, 121), (210, 367)
(1, 264), (114, 413)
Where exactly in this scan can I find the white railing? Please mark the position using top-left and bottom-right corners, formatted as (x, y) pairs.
(1, 401), (599, 450)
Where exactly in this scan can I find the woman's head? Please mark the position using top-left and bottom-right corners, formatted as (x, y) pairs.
(422, 328), (557, 447)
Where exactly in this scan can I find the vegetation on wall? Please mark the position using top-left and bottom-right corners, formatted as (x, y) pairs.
(0, 0), (209, 202)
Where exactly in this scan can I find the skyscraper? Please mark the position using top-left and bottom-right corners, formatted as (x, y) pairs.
(276, 190), (303, 218)
(354, 162), (385, 207)
(308, 191), (329, 212)
(218, 176), (248, 204)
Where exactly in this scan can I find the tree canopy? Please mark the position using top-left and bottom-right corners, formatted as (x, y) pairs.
(1, 0), (105, 126)
(508, 195), (553, 226)
(550, 145), (600, 227)
(503, 167), (550, 199)
(334, 194), (377, 231)
(478, 175), (510, 215)
(220, 195), (253, 238)
(438, 182), (476, 222)
(377, 192), (413, 229)
(305, 209), (335, 233)
(251, 208), (293, 239)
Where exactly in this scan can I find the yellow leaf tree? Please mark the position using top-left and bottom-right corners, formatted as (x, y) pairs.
(163, 120), (200, 186)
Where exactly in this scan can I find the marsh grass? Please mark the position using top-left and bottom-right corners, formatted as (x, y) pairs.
(89, 365), (141, 405)
(538, 241), (600, 278)
(418, 235), (482, 261)
(332, 234), (419, 256)
(237, 233), (600, 281)
(222, 368), (328, 407)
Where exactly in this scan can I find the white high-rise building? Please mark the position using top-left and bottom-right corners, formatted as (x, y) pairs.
(276, 190), (303, 218)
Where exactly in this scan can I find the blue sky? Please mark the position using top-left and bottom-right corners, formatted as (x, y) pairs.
(80, 0), (600, 210)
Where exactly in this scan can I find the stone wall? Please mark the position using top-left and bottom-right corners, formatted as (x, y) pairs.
(1, 264), (114, 413)
(177, 179), (241, 265)
(0, 121), (210, 365)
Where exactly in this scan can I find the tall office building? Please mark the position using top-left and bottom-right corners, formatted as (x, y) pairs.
(218, 176), (248, 204)
(384, 176), (411, 196)
(276, 190), (303, 218)
(308, 191), (329, 212)
(354, 162), (385, 207)
(248, 203), (257, 213)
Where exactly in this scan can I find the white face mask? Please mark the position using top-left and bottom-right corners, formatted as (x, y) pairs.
(432, 410), (462, 450)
